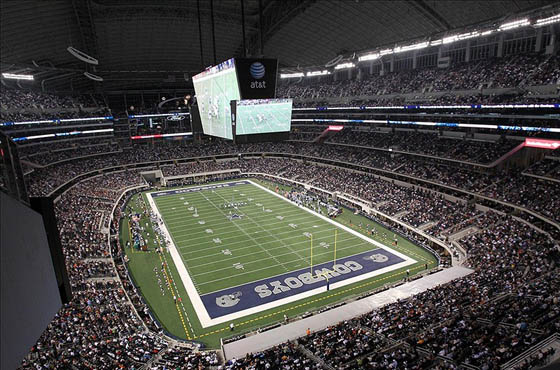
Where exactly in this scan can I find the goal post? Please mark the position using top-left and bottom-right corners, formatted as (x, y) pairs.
(310, 233), (313, 275)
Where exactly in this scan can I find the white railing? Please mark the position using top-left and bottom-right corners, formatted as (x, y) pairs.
(500, 332), (559, 369)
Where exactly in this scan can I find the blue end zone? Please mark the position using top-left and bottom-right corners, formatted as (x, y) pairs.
(151, 180), (250, 198)
(201, 248), (405, 319)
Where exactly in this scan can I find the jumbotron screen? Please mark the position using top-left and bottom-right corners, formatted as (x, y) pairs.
(235, 99), (292, 135)
(192, 58), (240, 140)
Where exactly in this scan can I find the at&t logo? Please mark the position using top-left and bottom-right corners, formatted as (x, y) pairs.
(250, 62), (267, 89)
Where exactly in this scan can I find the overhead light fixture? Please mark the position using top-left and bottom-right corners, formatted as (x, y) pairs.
(2, 73), (34, 80)
(499, 18), (529, 31)
(457, 31), (480, 40)
(280, 72), (304, 79)
(358, 53), (380, 62)
(334, 62), (355, 70)
(306, 70), (330, 77)
(534, 13), (560, 27)
(442, 35), (459, 44)
(394, 41), (429, 53)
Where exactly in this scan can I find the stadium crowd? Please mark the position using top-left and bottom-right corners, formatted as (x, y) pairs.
(19, 171), (220, 369)
(277, 53), (560, 101)
(21, 141), (560, 231)
(17, 143), (560, 368)
(1, 89), (110, 122)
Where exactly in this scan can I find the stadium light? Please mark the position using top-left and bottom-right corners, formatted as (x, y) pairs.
(2, 73), (34, 80)
(499, 18), (529, 31)
(354, 12), (557, 66)
(534, 13), (560, 26)
(306, 70), (330, 77)
(280, 72), (304, 79)
(442, 31), (481, 44)
(334, 62), (355, 70)
(394, 41), (429, 53)
(358, 53), (380, 62)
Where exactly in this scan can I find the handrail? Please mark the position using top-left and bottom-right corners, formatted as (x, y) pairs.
(298, 344), (336, 370)
(500, 332), (559, 369)
(522, 171), (560, 184)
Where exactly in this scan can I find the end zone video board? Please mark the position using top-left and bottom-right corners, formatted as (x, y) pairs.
(192, 58), (279, 140)
(234, 99), (292, 136)
(192, 58), (240, 140)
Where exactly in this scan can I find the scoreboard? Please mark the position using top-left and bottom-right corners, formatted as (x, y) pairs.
(192, 58), (286, 141)
(233, 99), (292, 136)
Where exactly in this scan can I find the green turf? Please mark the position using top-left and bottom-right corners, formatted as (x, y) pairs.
(153, 181), (401, 294)
(120, 178), (439, 348)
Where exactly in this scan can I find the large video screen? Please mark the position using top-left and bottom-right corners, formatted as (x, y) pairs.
(236, 99), (292, 135)
(192, 58), (240, 140)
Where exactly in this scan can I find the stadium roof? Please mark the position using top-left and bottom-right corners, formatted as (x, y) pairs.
(1, 0), (558, 91)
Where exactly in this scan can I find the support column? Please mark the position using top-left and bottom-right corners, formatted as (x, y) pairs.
(535, 27), (543, 53)
(465, 40), (471, 62)
(497, 33), (504, 58)
(412, 51), (418, 69)
(390, 55), (394, 73)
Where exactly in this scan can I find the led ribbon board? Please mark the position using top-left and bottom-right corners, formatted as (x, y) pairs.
(524, 138), (560, 149)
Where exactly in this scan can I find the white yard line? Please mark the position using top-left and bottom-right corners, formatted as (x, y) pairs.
(185, 233), (357, 263)
(161, 202), (299, 220)
(193, 239), (378, 282)
(176, 220), (336, 252)
(168, 210), (316, 232)
(197, 191), (292, 272)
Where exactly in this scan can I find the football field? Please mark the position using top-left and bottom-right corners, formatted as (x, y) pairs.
(147, 180), (416, 327)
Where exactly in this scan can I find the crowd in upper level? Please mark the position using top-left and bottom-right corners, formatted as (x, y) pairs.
(278, 53), (560, 101)
(0, 89), (110, 123)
